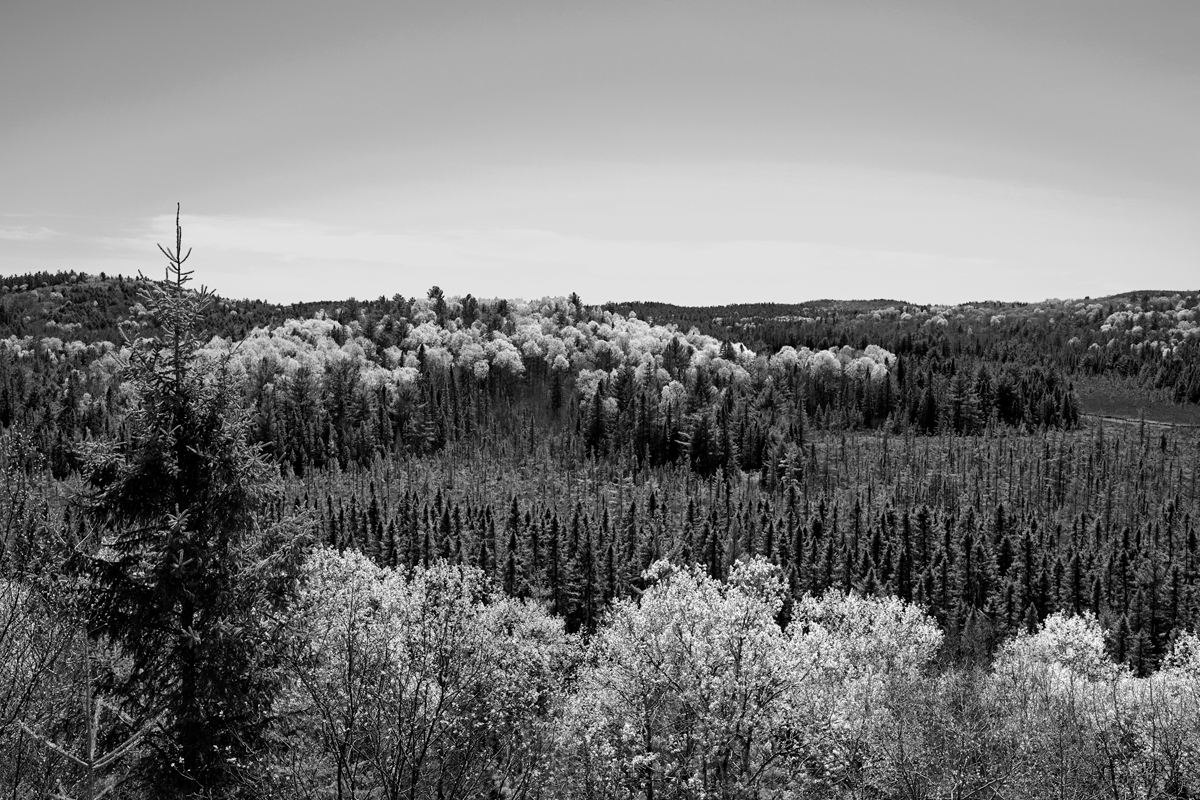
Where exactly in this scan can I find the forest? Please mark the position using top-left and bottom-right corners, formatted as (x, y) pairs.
(1, 222), (1199, 798)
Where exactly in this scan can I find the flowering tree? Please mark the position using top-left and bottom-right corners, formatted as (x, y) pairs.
(556, 559), (817, 799)
(788, 589), (944, 796)
(987, 612), (1200, 799)
(273, 550), (576, 799)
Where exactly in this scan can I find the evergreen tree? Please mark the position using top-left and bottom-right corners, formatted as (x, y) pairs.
(80, 209), (310, 796)
(586, 382), (607, 455)
(917, 385), (939, 434)
(503, 527), (520, 596)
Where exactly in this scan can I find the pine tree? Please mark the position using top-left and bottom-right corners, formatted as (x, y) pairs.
(80, 208), (310, 796)
(547, 512), (563, 615)
(503, 527), (520, 596)
(917, 385), (939, 434)
(586, 382), (607, 455)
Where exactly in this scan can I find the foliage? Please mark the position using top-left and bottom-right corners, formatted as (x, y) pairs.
(270, 550), (575, 799)
(78, 210), (310, 796)
(555, 559), (806, 798)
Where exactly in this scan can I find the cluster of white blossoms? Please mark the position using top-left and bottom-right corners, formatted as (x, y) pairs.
(767, 343), (895, 384)
(0, 333), (110, 362)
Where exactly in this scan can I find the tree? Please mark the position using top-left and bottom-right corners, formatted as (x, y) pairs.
(18, 627), (155, 800)
(275, 551), (575, 799)
(917, 385), (939, 434)
(79, 207), (310, 796)
(427, 285), (447, 327)
(585, 383), (607, 456)
(949, 369), (981, 435)
(557, 559), (811, 799)
(0, 575), (78, 796)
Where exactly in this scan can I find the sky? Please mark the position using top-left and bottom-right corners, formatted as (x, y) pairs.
(1, 1), (1197, 306)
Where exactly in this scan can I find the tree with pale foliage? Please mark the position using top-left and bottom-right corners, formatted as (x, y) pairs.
(986, 612), (1200, 799)
(557, 561), (795, 798)
(787, 589), (944, 796)
(271, 550), (576, 799)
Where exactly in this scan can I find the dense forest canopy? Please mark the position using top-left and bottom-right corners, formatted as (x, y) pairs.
(2, 254), (1199, 798)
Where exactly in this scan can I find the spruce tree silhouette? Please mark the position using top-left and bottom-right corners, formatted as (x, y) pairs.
(81, 206), (310, 797)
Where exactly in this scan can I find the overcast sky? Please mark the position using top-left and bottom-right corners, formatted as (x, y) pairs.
(2, 1), (1197, 305)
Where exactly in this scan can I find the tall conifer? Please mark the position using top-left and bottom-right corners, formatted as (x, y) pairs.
(81, 208), (309, 796)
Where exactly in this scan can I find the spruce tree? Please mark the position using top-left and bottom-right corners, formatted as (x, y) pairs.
(80, 208), (309, 796)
